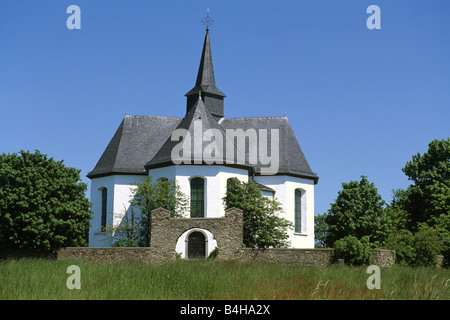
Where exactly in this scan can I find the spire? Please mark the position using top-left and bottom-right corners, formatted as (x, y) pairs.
(186, 11), (225, 121)
(194, 29), (218, 90)
(186, 29), (226, 98)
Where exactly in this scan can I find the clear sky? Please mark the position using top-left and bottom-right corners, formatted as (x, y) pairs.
(1, 0), (449, 216)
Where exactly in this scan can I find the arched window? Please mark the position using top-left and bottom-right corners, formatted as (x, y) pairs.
(294, 189), (304, 233)
(190, 177), (205, 218)
(101, 188), (107, 232)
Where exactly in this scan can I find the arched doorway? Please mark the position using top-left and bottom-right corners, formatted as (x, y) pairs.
(175, 229), (216, 259)
(187, 231), (206, 259)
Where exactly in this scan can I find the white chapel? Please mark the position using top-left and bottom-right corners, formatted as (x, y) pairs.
(87, 27), (319, 256)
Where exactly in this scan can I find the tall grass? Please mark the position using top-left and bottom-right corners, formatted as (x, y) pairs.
(0, 258), (448, 300)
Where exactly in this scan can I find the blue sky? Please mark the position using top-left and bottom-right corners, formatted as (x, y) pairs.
(1, 0), (449, 216)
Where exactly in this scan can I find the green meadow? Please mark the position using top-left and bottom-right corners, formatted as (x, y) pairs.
(0, 258), (448, 300)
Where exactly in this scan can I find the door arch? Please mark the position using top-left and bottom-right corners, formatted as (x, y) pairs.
(175, 229), (217, 259)
(187, 231), (206, 259)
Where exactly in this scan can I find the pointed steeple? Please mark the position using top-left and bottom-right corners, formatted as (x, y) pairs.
(193, 29), (221, 91)
(186, 28), (226, 121)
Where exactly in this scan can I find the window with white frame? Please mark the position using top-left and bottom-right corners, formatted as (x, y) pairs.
(190, 177), (205, 218)
(294, 189), (306, 233)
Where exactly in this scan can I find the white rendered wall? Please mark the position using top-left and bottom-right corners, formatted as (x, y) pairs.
(89, 174), (145, 247)
(89, 166), (248, 246)
(254, 175), (315, 249)
(148, 165), (249, 218)
(89, 167), (315, 249)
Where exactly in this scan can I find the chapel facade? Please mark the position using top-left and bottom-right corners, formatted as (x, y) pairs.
(87, 27), (319, 257)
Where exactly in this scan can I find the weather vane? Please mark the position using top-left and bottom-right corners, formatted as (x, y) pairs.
(202, 8), (214, 30)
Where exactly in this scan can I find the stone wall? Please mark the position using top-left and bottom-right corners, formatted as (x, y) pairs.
(370, 249), (395, 267)
(57, 247), (395, 267)
(57, 247), (155, 264)
(57, 207), (396, 267)
(150, 206), (243, 261)
(237, 248), (395, 267)
(58, 207), (243, 264)
(238, 248), (333, 266)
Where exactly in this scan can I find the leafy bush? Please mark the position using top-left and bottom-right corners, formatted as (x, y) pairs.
(333, 236), (371, 266)
(384, 229), (416, 266)
(413, 227), (443, 267)
(385, 227), (444, 267)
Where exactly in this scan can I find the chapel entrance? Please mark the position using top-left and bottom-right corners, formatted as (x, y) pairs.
(187, 231), (206, 259)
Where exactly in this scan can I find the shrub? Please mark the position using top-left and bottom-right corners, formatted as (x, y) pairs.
(385, 227), (444, 267)
(333, 236), (371, 266)
(413, 227), (442, 267)
(384, 229), (416, 266)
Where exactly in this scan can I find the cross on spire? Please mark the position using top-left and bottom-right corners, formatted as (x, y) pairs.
(202, 8), (214, 31)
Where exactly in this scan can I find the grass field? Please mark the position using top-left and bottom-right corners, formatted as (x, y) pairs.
(0, 258), (449, 300)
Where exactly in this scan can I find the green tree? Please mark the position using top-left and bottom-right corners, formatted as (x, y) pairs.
(323, 175), (391, 247)
(400, 138), (450, 231)
(130, 176), (188, 247)
(385, 138), (450, 266)
(385, 188), (412, 231)
(223, 178), (292, 248)
(413, 226), (443, 267)
(0, 150), (92, 255)
(314, 213), (329, 248)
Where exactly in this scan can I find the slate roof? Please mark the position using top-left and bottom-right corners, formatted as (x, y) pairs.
(87, 116), (181, 178)
(88, 110), (318, 183)
(145, 95), (248, 170)
(220, 117), (318, 182)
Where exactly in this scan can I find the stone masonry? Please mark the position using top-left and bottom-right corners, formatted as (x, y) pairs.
(58, 207), (243, 264)
(150, 206), (243, 261)
(58, 206), (395, 266)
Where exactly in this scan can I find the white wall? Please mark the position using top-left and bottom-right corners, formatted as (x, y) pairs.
(89, 166), (248, 246)
(89, 168), (315, 250)
(148, 165), (249, 218)
(254, 175), (315, 249)
(89, 174), (145, 247)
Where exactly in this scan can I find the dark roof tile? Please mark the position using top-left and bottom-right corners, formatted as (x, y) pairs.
(87, 116), (182, 178)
